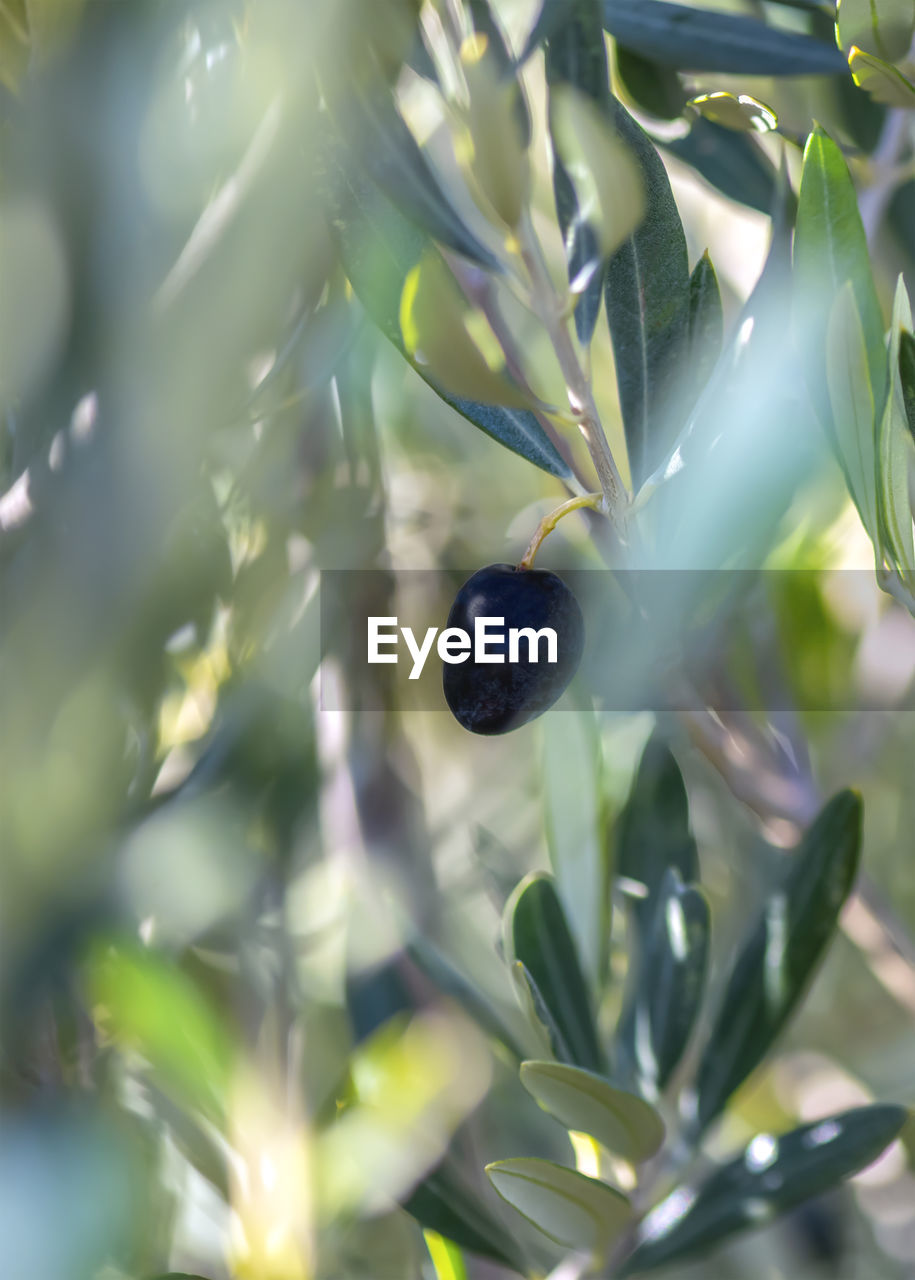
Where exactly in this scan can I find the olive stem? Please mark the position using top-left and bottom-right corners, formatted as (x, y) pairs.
(516, 209), (629, 528)
(877, 562), (915, 617)
(519, 492), (603, 569)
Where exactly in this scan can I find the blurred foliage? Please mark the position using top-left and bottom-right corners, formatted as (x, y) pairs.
(3, 1), (915, 1279)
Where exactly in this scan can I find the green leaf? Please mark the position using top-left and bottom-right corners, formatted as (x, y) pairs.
(602, 0), (848, 74)
(637, 182), (795, 523)
(794, 126), (886, 431)
(84, 938), (236, 1125)
(459, 38), (531, 230)
(505, 873), (605, 1073)
(898, 329), (915, 442)
(425, 1229), (469, 1280)
(686, 252), (724, 409)
(325, 75), (502, 272)
(467, 0), (532, 145)
(660, 118), (782, 218)
(614, 44), (687, 120)
(486, 1157), (631, 1255)
(636, 869), (710, 1092)
(320, 137), (573, 479)
(145, 1084), (230, 1197)
(837, 0), (915, 61)
(546, 0), (615, 344)
(625, 1105), (908, 1272)
(406, 936), (528, 1061)
(601, 93), (691, 487)
(517, 0), (574, 67)
(687, 91), (778, 134)
(511, 960), (576, 1064)
(615, 736), (698, 918)
(877, 276), (915, 578)
(766, 0), (833, 9)
(550, 86), (646, 263)
(692, 790), (863, 1136)
(441, 395), (572, 480)
(405, 1161), (528, 1272)
(848, 45), (915, 105)
(520, 1061), (665, 1162)
(543, 706), (604, 986)
(826, 282), (880, 548)
(612, 738), (698, 1087)
(0, 0), (85, 92)
(400, 251), (534, 407)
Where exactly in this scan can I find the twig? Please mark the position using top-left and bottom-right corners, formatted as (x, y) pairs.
(443, 252), (591, 490)
(859, 109), (913, 247)
(516, 209), (629, 527)
(519, 492), (602, 568)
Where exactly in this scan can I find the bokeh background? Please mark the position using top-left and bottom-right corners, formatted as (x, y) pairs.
(3, 1), (915, 1277)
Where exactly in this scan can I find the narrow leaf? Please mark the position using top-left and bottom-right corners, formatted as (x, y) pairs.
(320, 138), (573, 479)
(543, 706), (604, 987)
(612, 738), (698, 1087)
(405, 1161), (528, 1272)
(468, 0), (532, 145)
(550, 86), (646, 260)
(898, 329), (915, 442)
(877, 277), (915, 577)
(517, 0), (575, 67)
(512, 961), (576, 1064)
(459, 37), (530, 228)
(84, 938), (236, 1125)
(826, 282), (880, 547)
(440, 394), (573, 479)
(406, 937), (528, 1061)
(615, 736), (698, 919)
(520, 1061), (665, 1163)
(400, 252), (533, 407)
(602, 0), (848, 74)
(849, 45), (915, 105)
(626, 1105), (908, 1272)
(762, 0), (830, 9)
(794, 126), (886, 430)
(637, 869), (710, 1091)
(602, 93), (691, 486)
(546, 0), (616, 343)
(660, 118), (782, 218)
(486, 1157), (631, 1255)
(693, 791), (863, 1135)
(505, 873), (605, 1073)
(614, 44), (686, 120)
(325, 74), (502, 271)
(425, 1229), (469, 1280)
(687, 91), (778, 133)
(346, 954), (414, 1044)
(686, 252), (724, 408)
(837, 0), (915, 61)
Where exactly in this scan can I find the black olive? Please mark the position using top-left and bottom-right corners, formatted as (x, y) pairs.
(442, 563), (584, 734)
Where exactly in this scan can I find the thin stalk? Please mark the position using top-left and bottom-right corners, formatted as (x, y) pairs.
(517, 209), (629, 527)
(519, 492), (602, 568)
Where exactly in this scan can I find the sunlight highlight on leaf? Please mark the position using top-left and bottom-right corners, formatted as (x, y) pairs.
(486, 1157), (631, 1257)
(550, 85), (646, 260)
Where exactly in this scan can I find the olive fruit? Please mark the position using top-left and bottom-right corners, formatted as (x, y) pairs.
(443, 563), (584, 734)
